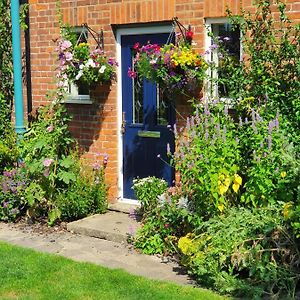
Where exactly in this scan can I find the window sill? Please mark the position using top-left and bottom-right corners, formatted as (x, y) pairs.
(63, 96), (93, 105)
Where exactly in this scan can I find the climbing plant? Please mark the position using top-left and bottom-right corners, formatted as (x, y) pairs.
(0, 0), (13, 126)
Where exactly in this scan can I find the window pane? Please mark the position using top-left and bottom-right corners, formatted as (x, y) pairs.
(133, 73), (144, 124)
(157, 86), (169, 125)
(212, 23), (240, 98)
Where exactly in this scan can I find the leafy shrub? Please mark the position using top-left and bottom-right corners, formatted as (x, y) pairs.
(134, 183), (201, 255)
(178, 207), (300, 298)
(19, 103), (78, 201)
(238, 112), (299, 207)
(132, 176), (168, 214)
(55, 165), (107, 221)
(215, 0), (300, 151)
(13, 103), (108, 224)
(0, 167), (28, 221)
(173, 103), (241, 218)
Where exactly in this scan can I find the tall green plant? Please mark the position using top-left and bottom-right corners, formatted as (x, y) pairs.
(0, 0), (13, 117)
(215, 0), (300, 149)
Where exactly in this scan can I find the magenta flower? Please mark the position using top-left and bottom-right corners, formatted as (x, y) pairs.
(128, 68), (137, 78)
(43, 158), (54, 167)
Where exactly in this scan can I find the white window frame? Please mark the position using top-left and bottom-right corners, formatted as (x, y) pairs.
(204, 17), (242, 104)
(64, 26), (93, 104)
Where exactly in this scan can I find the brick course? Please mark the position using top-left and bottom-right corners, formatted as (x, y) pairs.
(26, 0), (300, 200)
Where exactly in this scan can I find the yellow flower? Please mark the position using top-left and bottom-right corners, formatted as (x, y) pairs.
(78, 42), (89, 47)
(283, 202), (293, 218)
(178, 233), (194, 255)
(232, 174), (242, 193)
(280, 171), (287, 178)
(218, 173), (230, 195)
(217, 204), (225, 212)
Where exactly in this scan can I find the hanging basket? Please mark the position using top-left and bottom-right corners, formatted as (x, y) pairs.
(56, 24), (117, 89)
(128, 18), (207, 96)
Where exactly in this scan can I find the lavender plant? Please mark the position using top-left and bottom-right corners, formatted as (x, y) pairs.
(238, 111), (299, 207)
(172, 102), (242, 218)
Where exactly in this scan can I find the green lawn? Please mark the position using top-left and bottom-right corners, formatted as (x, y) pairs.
(0, 242), (227, 300)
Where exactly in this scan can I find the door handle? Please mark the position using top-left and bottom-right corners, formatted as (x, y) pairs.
(121, 112), (126, 134)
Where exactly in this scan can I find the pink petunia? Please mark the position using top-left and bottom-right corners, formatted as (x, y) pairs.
(43, 158), (54, 167)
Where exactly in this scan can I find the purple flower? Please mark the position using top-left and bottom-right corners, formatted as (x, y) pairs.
(186, 117), (190, 130)
(268, 120), (275, 135)
(2, 202), (8, 208)
(209, 43), (218, 50)
(11, 208), (19, 215)
(223, 36), (231, 42)
(268, 135), (272, 149)
(3, 171), (12, 178)
(103, 154), (109, 166)
(93, 162), (101, 171)
(2, 182), (8, 193)
(43, 158), (54, 167)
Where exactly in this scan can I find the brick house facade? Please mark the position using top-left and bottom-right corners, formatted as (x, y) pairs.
(25, 0), (300, 201)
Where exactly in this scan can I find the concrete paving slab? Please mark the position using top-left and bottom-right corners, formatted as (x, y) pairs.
(108, 202), (140, 214)
(0, 222), (193, 286)
(67, 211), (140, 243)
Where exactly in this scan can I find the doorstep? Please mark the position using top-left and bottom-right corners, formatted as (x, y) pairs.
(67, 210), (140, 244)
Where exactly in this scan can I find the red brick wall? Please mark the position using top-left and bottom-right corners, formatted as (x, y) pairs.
(27, 0), (300, 200)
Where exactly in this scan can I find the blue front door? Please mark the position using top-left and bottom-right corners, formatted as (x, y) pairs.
(121, 33), (175, 199)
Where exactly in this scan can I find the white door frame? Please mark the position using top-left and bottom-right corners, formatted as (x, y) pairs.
(116, 25), (173, 204)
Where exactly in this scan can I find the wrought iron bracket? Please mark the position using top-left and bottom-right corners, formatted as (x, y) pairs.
(79, 23), (104, 50)
(167, 17), (192, 45)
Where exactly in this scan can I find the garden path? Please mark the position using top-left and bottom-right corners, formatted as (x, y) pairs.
(0, 215), (192, 286)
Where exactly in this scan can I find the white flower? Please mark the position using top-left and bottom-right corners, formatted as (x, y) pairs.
(177, 197), (188, 209)
(99, 65), (107, 73)
(75, 70), (83, 80)
(79, 64), (84, 70)
(85, 58), (96, 68)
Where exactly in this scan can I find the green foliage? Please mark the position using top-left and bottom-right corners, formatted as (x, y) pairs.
(173, 102), (299, 215)
(238, 112), (299, 207)
(178, 207), (300, 298)
(217, 0), (300, 150)
(0, 168), (27, 221)
(173, 104), (241, 218)
(55, 166), (107, 221)
(133, 182), (201, 255)
(19, 103), (77, 202)
(132, 176), (168, 214)
(0, 0), (13, 111)
(0, 103), (108, 224)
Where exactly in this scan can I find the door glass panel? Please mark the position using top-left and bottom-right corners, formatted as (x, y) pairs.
(157, 86), (169, 125)
(132, 57), (144, 124)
